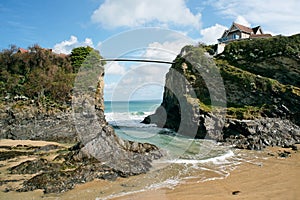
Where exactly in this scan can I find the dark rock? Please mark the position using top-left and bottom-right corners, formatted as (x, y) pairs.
(224, 118), (300, 150)
(291, 145), (298, 151)
(120, 183), (136, 188)
(0, 110), (78, 143)
(158, 129), (176, 136)
(232, 191), (241, 195)
(68, 142), (84, 151)
(278, 150), (291, 158)
(0, 145), (12, 150)
(7, 145), (151, 194)
(0, 179), (20, 186)
(101, 172), (118, 181)
(34, 144), (63, 152)
(18, 163), (119, 194)
(0, 151), (31, 161)
(9, 158), (63, 174)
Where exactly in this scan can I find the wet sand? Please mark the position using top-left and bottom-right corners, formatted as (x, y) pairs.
(1, 140), (299, 200)
(112, 146), (300, 200)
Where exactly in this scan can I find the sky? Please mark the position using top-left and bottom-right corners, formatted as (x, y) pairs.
(1, 0), (300, 101)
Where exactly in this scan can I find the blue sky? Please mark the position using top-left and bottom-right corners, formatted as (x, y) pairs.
(1, 0), (299, 100)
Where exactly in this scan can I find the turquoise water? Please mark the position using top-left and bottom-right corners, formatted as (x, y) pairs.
(104, 99), (161, 130)
(104, 100), (232, 160)
(98, 100), (248, 199)
(104, 99), (161, 113)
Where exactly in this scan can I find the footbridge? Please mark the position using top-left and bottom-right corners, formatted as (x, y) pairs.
(100, 58), (175, 65)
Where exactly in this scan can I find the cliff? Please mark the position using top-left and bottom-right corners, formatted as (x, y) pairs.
(143, 34), (300, 150)
(0, 46), (162, 193)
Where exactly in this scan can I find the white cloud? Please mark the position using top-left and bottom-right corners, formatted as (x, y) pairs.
(200, 23), (228, 44)
(103, 38), (195, 100)
(91, 0), (201, 29)
(84, 38), (94, 47)
(53, 35), (94, 54)
(212, 0), (300, 35)
(143, 39), (194, 61)
(104, 82), (117, 100)
(110, 64), (169, 101)
(105, 82), (117, 90)
(104, 62), (126, 75)
(234, 16), (251, 27)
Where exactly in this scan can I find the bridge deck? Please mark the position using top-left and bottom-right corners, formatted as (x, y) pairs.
(100, 58), (175, 64)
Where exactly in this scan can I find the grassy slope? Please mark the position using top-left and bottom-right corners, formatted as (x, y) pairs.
(189, 34), (300, 121)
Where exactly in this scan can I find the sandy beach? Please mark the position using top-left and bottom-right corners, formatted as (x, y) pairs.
(111, 146), (300, 200)
(1, 139), (299, 200)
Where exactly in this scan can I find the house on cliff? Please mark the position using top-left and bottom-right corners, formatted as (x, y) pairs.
(217, 22), (272, 54)
(17, 48), (29, 54)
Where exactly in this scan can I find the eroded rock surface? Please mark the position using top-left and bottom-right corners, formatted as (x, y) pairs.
(143, 36), (300, 149)
(0, 65), (163, 194)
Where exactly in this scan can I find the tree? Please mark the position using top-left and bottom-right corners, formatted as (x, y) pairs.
(0, 44), (106, 107)
(70, 46), (93, 73)
(70, 46), (105, 73)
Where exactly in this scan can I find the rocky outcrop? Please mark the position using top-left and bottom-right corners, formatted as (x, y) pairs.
(143, 35), (300, 149)
(0, 139), (161, 194)
(0, 64), (163, 193)
(0, 105), (77, 143)
(0, 143), (120, 193)
(71, 65), (163, 175)
(224, 118), (300, 150)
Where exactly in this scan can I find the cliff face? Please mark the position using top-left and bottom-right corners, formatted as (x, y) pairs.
(1, 63), (162, 170)
(0, 61), (162, 193)
(143, 34), (300, 149)
(71, 65), (162, 175)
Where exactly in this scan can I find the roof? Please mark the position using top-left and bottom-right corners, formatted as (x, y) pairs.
(18, 48), (28, 53)
(250, 34), (272, 38)
(56, 53), (68, 58)
(221, 30), (229, 38)
(233, 22), (253, 33)
(252, 26), (262, 34)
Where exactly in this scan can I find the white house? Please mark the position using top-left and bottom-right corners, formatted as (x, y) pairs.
(217, 22), (272, 54)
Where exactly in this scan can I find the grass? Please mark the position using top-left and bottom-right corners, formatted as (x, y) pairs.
(226, 106), (264, 119)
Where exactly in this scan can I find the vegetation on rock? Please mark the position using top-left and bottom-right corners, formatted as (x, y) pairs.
(144, 34), (300, 148)
(196, 35), (300, 123)
(0, 45), (103, 109)
(218, 34), (300, 87)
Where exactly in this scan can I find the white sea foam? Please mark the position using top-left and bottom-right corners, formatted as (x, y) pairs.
(105, 111), (156, 128)
(96, 178), (181, 200)
(98, 191), (144, 200)
(165, 150), (235, 165)
(95, 149), (248, 200)
(96, 189), (148, 200)
(146, 178), (181, 190)
(198, 175), (228, 183)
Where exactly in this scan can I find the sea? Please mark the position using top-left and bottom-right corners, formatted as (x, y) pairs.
(96, 100), (261, 199)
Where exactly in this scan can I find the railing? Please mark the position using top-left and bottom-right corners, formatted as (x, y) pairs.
(218, 34), (240, 43)
(100, 58), (175, 64)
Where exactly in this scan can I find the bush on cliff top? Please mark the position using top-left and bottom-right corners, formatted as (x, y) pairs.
(221, 34), (300, 61)
(0, 45), (103, 108)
